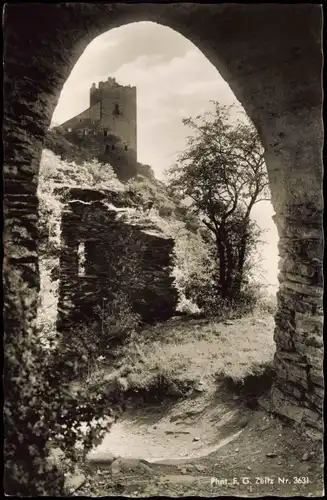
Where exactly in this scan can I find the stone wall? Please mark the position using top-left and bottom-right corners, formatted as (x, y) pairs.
(269, 203), (323, 440)
(56, 187), (178, 332)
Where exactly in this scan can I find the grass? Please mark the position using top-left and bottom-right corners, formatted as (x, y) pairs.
(83, 310), (276, 403)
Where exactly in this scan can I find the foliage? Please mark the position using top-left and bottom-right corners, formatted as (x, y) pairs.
(171, 226), (216, 313)
(39, 148), (123, 191)
(4, 151), (138, 495)
(94, 293), (141, 346)
(125, 175), (177, 217)
(56, 221), (143, 382)
(4, 287), (121, 496)
(167, 102), (270, 302)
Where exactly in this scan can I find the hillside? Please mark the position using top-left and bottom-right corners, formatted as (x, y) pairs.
(45, 127), (155, 182)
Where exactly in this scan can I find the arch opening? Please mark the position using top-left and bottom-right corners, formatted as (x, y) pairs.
(39, 21), (281, 463)
(4, 5), (323, 496)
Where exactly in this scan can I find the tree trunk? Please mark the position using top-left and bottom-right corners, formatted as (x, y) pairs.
(215, 236), (227, 297)
(231, 228), (249, 298)
(225, 241), (235, 298)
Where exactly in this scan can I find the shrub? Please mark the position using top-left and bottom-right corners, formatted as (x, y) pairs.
(56, 293), (141, 384)
(94, 292), (141, 346)
(4, 150), (135, 495)
(4, 308), (121, 496)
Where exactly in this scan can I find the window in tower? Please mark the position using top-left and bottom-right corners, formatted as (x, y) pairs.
(124, 145), (128, 152)
(104, 128), (108, 137)
(113, 103), (122, 116)
(105, 144), (110, 153)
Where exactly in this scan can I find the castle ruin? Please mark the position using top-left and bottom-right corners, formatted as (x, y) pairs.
(58, 77), (137, 179)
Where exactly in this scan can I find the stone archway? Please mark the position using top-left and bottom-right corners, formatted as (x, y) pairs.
(3, 2), (323, 493)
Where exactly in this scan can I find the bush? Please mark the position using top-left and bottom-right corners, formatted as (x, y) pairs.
(94, 292), (141, 346)
(4, 310), (121, 496)
(5, 150), (137, 495)
(57, 293), (141, 384)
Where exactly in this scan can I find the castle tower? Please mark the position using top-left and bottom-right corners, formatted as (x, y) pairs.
(89, 77), (137, 159)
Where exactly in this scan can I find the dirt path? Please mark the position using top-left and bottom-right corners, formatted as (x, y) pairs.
(63, 313), (323, 497)
(74, 388), (323, 497)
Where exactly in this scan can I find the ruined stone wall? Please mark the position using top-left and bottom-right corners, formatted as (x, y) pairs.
(60, 103), (101, 130)
(61, 78), (137, 159)
(269, 203), (323, 440)
(56, 188), (178, 332)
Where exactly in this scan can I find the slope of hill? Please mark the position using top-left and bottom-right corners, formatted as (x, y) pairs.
(45, 127), (155, 182)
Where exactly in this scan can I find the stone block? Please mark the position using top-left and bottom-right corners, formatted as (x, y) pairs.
(302, 411), (323, 431)
(304, 347), (324, 369)
(280, 280), (322, 298)
(86, 450), (116, 468)
(111, 457), (153, 475)
(295, 312), (323, 334)
(271, 386), (304, 424)
(305, 391), (323, 411)
(304, 427), (323, 441)
(273, 328), (295, 351)
(309, 370), (324, 387)
(64, 472), (86, 493)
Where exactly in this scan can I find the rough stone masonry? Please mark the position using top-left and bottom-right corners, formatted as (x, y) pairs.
(3, 3), (323, 494)
(55, 186), (178, 332)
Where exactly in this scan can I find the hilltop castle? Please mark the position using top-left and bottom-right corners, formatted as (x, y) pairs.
(57, 78), (138, 178)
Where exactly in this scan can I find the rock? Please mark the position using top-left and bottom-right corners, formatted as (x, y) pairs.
(247, 466), (252, 471)
(193, 437), (200, 442)
(165, 430), (190, 435)
(266, 452), (278, 458)
(65, 473), (86, 493)
(301, 452), (311, 461)
(194, 464), (207, 472)
(239, 418), (249, 428)
(223, 320), (233, 325)
(235, 448), (239, 453)
(111, 458), (153, 475)
(86, 450), (116, 468)
(169, 415), (180, 422)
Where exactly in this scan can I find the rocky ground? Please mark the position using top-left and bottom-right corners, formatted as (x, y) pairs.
(61, 313), (323, 497)
(67, 407), (323, 497)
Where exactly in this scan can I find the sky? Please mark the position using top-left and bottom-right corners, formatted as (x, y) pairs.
(51, 22), (279, 289)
